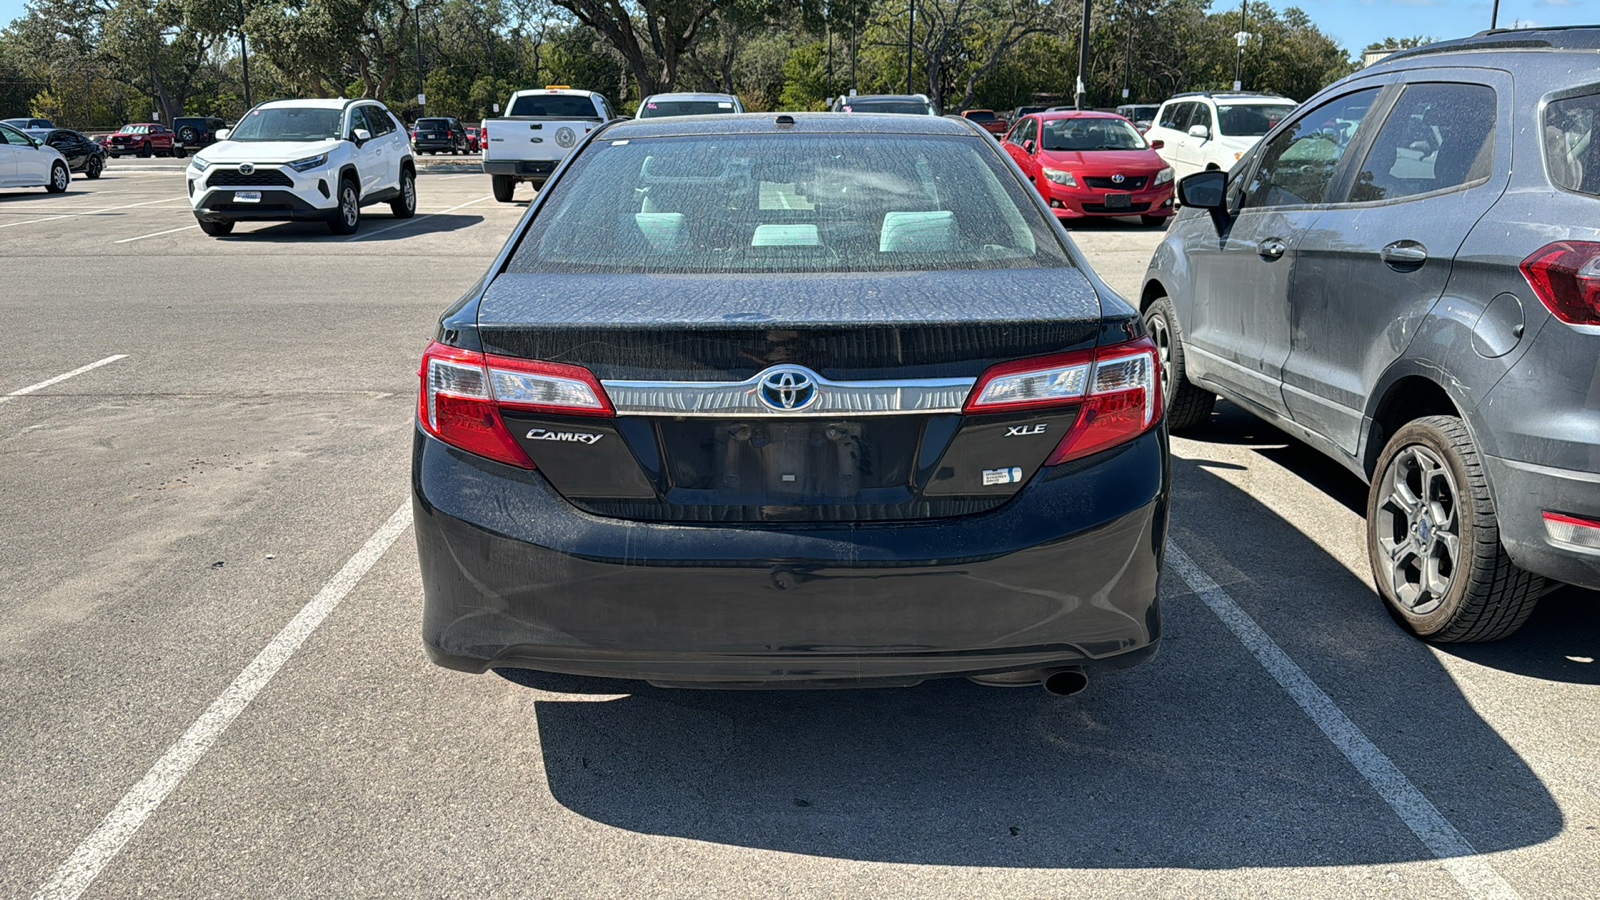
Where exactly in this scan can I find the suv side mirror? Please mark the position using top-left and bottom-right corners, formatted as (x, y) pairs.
(1188, 124), (1210, 140)
(215, 129), (230, 141)
(1178, 170), (1226, 209)
(351, 128), (372, 145)
(1023, 139), (1035, 154)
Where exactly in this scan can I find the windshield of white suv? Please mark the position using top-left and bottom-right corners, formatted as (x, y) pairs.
(507, 133), (1071, 275)
(230, 107), (343, 142)
(638, 100), (735, 118)
(507, 95), (601, 118)
(1216, 104), (1296, 137)
(1042, 117), (1147, 151)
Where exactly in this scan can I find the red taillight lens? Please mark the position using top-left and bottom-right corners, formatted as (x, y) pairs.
(416, 342), (613, 468)
(1520, 241), (1600, 325)
(966, 338), (1162, 465)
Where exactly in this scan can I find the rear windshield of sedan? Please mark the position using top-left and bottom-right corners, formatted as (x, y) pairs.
(843, 100), (931, 115)
(1217, 104), (1296, 137)
(506, 133), (1070, 274)
(1544, 93), (1600, 196)
(1042, 117), (1146, 151)
(640, 100), (734, 117)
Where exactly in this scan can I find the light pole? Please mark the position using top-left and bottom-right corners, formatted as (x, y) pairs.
(415, 3), (426, 110)
(236, 0), (251, 110)
(1075, 0), (1090, 109)
(905, 0), (914, 95)
(1233, 0), (1247, 91)
(1121, 2), (1134, 102)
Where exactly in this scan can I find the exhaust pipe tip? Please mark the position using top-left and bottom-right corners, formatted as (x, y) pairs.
(1040, 668), (1089, 696)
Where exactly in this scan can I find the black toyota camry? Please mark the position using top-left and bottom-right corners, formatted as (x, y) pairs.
(414, 113), (1168, 692)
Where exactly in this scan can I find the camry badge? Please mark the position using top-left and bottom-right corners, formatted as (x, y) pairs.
(238, 163), (255, 175)
(526, 428), (604, 445)
(1111, 173), (1125, 184)
(756, 366), (819, 412)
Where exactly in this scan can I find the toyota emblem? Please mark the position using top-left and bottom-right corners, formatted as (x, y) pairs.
(239, 163), (255, 175)
(1111, 173), (1125, 184)
(756, 366), (819, 412)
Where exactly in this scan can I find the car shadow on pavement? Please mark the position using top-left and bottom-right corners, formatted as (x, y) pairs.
(497, 436), (1564, 868)
(226, 214), (484, 242)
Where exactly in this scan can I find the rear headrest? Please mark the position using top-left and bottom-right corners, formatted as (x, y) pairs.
(879, 210), (956, 252)
(633, 213), (684, 251)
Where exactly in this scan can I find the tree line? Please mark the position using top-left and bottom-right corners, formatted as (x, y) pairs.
(0, 0), (1361, 129)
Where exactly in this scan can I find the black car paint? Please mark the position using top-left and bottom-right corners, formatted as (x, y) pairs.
(416, 113), (1168, 686)
(32, 129), (105, 174)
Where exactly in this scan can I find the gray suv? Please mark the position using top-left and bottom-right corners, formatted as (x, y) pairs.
(1142, 27), (1600, 642)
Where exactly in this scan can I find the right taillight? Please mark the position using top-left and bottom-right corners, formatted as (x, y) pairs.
(1520, 241), (1600, 325)
(966, 337), (1162, 465)
(416, 341), (613, 468)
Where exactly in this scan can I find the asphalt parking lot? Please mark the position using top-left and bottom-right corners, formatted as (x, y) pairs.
(4, 156), (1597, 899)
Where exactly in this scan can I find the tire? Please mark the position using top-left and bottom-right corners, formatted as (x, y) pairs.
(327, 178), (361, 235)
(491, 174), (516, 203)
(1142, 295), (1215, 431)
(46, 162), (69, 193)
(173, 145), (186, 159)
(1367, 415), (1543, 642)
(390, 168), (417, 218)
(138, 142), (151, 158)
(198, 219), (234, 237)
(86, 157), (103, 179)
(1142, 215), (1169, 228)
(178, 126), (199, 144)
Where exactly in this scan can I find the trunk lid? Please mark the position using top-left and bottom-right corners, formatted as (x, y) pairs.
(478, 268), (1105, 523)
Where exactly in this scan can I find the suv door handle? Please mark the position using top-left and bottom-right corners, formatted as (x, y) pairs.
(1258, 238), (1287, 260)
(1381, 240), (1428, 270)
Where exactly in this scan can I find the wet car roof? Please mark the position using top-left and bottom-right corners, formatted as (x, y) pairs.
(601, 112), (975, 139)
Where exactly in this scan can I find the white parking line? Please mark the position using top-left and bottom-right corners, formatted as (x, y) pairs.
(0, 197), (188, 230)
(343, 194), (493, 242)
(1166, 543), (1522, 900)
(114, 224), (200, 244)
(31, 502), (414, 900)
(0, 355), (128, 406)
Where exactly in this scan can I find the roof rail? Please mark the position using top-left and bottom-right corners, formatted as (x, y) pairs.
(1382, 25), (1600, 63)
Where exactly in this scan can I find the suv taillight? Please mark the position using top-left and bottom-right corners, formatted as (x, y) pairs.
(417, 342), (614, 468)
(965, 337), (1162, 465)
(1521, 241), (1600, 326)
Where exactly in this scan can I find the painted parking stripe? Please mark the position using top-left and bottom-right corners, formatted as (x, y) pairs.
(0, 197), (188, 230)
(1166, 543), (1522, 900)
(114, 224), (200, 244)
(31, 502), (413, 900)
(0, 355), (127, 406)
(343, 194), (494, 242)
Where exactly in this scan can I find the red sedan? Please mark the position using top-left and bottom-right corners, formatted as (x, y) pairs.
(1002, 111), (1174, 226)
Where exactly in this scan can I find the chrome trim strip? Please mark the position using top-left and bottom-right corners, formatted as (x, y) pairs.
(602, 366), (975, 417)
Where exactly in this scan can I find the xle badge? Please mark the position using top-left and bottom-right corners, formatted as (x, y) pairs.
(526, 428), (604, 445)
(982, 467), (1024, 486)
(1005, 424), (1048, 437)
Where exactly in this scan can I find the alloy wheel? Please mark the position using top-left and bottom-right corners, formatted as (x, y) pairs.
(1148, 312), (1174, 404)
(342, 187), (358, 227)
(404, 176), (416, 212)
(52, 166), (68, 190)
(1374, 444), (1461, 615)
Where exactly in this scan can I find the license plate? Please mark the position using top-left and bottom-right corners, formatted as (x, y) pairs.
(233, 191), (261, 203)
(1104, 193), (1132, 209)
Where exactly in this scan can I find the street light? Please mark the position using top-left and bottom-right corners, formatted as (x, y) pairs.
(1075, 0), (1091, 110)
(236, 0), (252, 110)
(905, 0), (914, 95)
(1233, 0), (1248, 91)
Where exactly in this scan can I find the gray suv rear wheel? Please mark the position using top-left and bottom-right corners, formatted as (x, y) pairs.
(1143, 296), (1215, 431)
(1367, 416), (1544, 642)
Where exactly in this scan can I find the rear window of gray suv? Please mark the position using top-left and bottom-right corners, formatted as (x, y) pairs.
(1544, 93), (1600, 196)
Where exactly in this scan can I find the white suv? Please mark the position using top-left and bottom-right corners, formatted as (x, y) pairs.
(187, 99), (416, 236)
(1144, 91), (1298, 180)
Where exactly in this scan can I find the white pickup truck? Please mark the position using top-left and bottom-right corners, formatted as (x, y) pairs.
(480, 87), (616, 202)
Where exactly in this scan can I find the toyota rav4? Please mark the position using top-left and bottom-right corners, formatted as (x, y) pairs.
(186, 98), (416, 236)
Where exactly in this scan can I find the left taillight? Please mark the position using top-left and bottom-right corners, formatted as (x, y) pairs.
(965, 337), (1162, 465)
(416, 341), (613, 468)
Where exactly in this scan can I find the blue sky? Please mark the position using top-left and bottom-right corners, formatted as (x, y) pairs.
(0, 0), (1592, 60)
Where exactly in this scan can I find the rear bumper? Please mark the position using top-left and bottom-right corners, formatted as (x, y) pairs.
(413, 140), (459, 152)
(1486, 455), (1600, 591)
(191, 188), (335, 223)
(414, 425), (1169, 687)
(482, 159), (557, 179)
